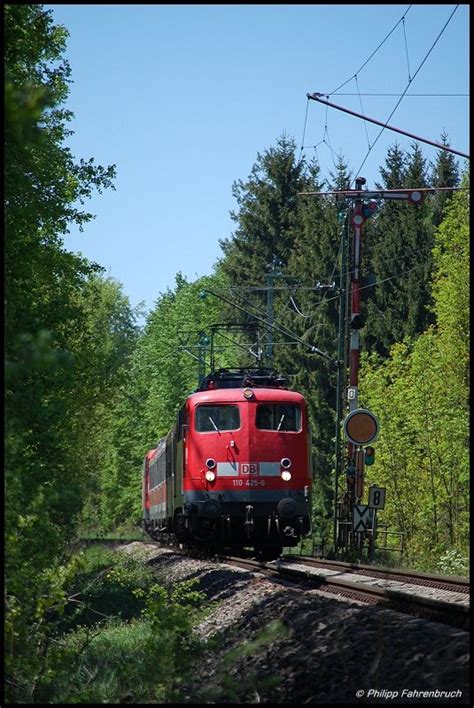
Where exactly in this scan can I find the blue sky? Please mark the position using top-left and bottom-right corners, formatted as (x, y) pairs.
(44, 4), (469, 321)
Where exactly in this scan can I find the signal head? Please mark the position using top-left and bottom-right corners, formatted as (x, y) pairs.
(364, 446), (375, 465)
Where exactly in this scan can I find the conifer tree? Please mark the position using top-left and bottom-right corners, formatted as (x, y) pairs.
(220, 141), (354, 542)
(277, 157), (352, 540)
(361, 143), (434, 355)
(219, 134), (310, 329)
(429, 132), (461, 227)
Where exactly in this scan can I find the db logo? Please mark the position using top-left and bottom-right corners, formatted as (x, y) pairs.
(241, 463), (258, 475)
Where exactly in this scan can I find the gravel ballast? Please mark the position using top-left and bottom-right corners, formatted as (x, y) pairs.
(120, 544), (470, 704)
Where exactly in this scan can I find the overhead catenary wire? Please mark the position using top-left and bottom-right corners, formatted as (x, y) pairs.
(268, 259), (435, 331)
(204, 186), (465, 349)
(214, 238), (441, 305)
(169, 257), (441, 372)
(329, 5), (413, 95)
(317, 259), (436, 310)
(221, 283), (335, 291)
(289, 294), (312, 319)
(355, 74), (372, 151)
(233, 219), (347, 329)
(230, 282), (337, 346)
(245, 245), (442, 327)
(299, 98), (311, 162)
(350, 4), (462, 181)
(203, 287), (335, 363)
(302, 6), (466, 180)
(302, 220), (346, 328)
(301, 101), (343, 168)
(323, 103), (340, 171)
(402, 13), (412, 82)
(219, 247), (438, 377)
(213, 329), (261, 359)
(212, 234), (461, 300)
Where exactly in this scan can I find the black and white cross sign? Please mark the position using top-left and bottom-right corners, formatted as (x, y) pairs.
(352, 504), (371, 532)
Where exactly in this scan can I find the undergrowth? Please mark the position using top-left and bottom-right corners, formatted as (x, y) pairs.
(6, 545), (208, 703)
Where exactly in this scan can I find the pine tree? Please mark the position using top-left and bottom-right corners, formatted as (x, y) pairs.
(219, 134), (311, 332)
(429, 132), (461, 227)
(277, 157), (352, 540)
(361, 143), (434, 355)
(219, 139), (347, 541)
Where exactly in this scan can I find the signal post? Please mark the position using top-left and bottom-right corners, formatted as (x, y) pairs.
(302, 180), (429, 556)
(342, 182), (425, 554)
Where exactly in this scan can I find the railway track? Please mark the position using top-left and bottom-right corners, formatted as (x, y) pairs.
(218, 554), (469, 629)
(281, 554), (469, 594)
(77, 538), (469, 628)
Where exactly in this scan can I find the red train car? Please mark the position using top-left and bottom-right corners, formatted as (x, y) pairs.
(142, 369), (312, 559)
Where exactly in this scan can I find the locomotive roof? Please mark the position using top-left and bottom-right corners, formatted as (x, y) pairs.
(197, 367), (288, 391)
(187, 387), (306, 406)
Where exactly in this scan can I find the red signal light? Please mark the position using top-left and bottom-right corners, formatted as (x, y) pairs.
(362, 200), (378, 218)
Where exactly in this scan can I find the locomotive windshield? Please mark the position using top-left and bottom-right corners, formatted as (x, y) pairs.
(195, 404), (240, 432)
(256, 404), (301, 432)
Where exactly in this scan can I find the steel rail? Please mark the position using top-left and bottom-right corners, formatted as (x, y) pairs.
(281, 555), (469, 592)
(218, 555), (469, 628)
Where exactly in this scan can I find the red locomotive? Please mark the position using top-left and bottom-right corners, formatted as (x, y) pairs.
(142, 368), (312, 559)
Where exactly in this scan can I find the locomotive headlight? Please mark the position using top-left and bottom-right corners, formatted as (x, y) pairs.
(281, 458), (292, 469)
(281, 470), (292, 482)
(205, 470), (216, 482)
(243, 388), (254, 399)
(206, 458), (217, 469)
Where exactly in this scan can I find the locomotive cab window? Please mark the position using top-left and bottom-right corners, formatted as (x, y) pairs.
(195, 405), (240, 432)
(256, 404), (301, 432)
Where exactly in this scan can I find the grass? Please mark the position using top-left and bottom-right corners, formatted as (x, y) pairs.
(76, 521), (149, 542)
(17, 544), (212, 704)
(284, 535), (469, 577)
(47, 618), (182, 703)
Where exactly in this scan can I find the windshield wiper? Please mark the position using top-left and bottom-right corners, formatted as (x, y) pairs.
(208, 415), (220, 431)
(277, 414), (286, 431)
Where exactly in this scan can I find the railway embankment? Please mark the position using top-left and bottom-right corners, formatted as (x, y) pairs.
(120, 542), (470, 704)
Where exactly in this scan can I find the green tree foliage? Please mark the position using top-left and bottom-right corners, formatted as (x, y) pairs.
(5, 272), (141, 689)
(359, 139), (461, 358)
(6, 546), (207, 703)
(5, 0), (104, 587)
(5, 5), (115, 345)
(430, 171), (469, 368)
(278, 157), (353, 540)
(359, 178), (469, 568)
(429, 132), (461, 227)
(218, 138), (348, 540)
(134, 269), (231, 438)
(361, 143), (435, 355)
(220, 133), (305, 288)
(69, 276), (143, 530)
(90, 268), (232, 530)
(3, 4), (148, 691)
